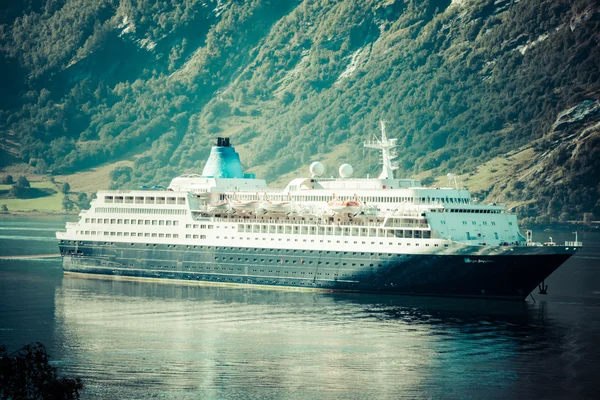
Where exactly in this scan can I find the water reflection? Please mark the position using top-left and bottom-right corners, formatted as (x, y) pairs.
(54, 276), (566, 399)
(2, 216), (598, 399)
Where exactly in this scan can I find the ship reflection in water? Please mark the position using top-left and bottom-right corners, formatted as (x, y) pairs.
(53, 275), (591, 399)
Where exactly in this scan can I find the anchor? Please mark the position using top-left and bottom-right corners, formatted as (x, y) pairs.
(538, 280), (548, 295)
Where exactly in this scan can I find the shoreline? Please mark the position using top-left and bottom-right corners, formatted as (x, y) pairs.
(0, 211), (77, 217)
(523, 223), (599, 233)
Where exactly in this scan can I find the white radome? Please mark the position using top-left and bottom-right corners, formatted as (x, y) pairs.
(310, 161), (325, 177)
(339, 163), (353, 178)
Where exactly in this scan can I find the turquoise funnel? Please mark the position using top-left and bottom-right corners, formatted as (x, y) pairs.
(201, 137), (244, 178)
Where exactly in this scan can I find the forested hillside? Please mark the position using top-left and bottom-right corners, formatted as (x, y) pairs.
(0, 0), (599, 222)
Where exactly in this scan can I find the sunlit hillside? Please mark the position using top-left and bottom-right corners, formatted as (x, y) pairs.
(0, 0), (599, 222)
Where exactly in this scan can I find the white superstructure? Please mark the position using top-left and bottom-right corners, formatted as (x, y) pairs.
(58, 123), (525, 254)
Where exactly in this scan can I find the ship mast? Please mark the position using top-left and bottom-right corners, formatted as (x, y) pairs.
(363, 121), (399, 179)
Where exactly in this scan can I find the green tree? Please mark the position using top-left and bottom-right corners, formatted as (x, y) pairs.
(9, 176), (30, 198)
(61, 182), (70, 194)
(109, 166), (133, 184)
(1, 204), (8, 212)
(16, 176), (30, 188)
(76, 192), (91, 210)
(35, 159), (48, 174)
(1, 175), (13, 184)
(280, 91), (295, 105)
(0, 342), (83, 399)
(62, 195), (74, 212)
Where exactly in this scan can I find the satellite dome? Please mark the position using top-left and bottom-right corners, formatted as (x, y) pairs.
(310, 162), (324, 177)
(339, 163), (353, 178)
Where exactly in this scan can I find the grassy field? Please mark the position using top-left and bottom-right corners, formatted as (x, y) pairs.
(58, 160), (135, 193)
(0, 181), (66, 212)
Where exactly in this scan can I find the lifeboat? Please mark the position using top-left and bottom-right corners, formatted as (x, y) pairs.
(327, 199), (361, 215)
(262, 201), (292, 214)
(207, 201), (230, 213)
(231, 199), (260, 213)
(260, 193), (293, 214)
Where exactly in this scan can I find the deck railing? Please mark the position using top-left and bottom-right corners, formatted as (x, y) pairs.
(206, 217), (429, 229)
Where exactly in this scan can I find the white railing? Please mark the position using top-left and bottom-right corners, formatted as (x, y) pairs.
(207, 217), (431, 230)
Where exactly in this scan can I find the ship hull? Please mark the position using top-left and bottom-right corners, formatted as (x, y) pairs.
(58, 240), (576, 300)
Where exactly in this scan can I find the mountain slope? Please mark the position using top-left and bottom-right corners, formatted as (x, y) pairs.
(0, 0), (599, 222)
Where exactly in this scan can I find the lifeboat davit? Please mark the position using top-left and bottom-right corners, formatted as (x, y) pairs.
(327, 199), (361, 215)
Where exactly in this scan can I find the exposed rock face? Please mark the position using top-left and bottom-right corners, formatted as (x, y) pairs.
(553, 100), (600, 133)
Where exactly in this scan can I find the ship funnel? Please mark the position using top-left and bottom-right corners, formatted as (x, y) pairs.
(201, 137), (244, 178)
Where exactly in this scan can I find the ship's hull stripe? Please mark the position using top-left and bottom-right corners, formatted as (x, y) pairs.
(58, 240), (574, 300)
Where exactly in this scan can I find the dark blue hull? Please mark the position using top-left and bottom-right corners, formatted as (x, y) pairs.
(58, 240), (575, 300)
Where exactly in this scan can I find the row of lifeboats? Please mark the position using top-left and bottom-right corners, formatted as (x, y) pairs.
(326, 199), (361, 214)
(206, 196), (361, 215)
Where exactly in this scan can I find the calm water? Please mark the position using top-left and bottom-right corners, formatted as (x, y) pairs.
(1, 216), (599, 399)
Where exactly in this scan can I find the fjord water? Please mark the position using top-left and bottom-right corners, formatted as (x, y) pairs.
(1, 217), (599, 399)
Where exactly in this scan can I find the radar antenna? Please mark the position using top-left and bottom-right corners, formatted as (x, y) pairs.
(447, 173), (459, 189)
(363, 120), (399, 179)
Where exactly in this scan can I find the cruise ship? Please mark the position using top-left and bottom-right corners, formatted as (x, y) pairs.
(56, 123), (581, 300)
